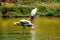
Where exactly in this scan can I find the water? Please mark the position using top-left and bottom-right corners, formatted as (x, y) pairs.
(0, 17), (60, 40)
(0, 31), (60, 40)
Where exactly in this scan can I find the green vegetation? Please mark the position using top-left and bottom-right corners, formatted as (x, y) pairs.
(10, 0), (60, 4)
(0, 5), (60, 17)
(0, 0), (60, 17)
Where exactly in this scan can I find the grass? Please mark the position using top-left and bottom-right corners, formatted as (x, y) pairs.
(0, 17), (60, 40)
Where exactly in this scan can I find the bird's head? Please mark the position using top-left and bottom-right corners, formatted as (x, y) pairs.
(14, 22), (20, 26)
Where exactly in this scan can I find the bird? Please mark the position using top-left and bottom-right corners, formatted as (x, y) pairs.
(30, 8), (37, 21)
(14, 19), (34, 33)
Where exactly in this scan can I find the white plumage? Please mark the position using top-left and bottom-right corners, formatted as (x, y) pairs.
(31, 8), (37, 16)
(20, 19), (31, 23)
(14, 19), (34, 29)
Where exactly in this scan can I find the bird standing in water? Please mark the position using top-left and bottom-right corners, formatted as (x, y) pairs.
(14, 19), (34, 33)
(30, 8), (37, 21)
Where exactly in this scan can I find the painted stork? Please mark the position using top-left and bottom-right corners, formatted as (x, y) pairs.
(14, 19), (34, 33)
(30, 8), (37, 21)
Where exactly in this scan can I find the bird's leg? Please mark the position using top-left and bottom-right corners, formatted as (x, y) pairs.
(31, 16), (34, 22)
(23, 26), (25, 34)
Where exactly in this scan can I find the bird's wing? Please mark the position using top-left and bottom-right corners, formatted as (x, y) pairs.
(31, 9), (37, 16)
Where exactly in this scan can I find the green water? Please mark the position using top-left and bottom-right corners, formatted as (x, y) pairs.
(0, 17), (60, 40)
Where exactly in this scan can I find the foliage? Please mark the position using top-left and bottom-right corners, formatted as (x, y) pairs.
(0, 5), (60, 17)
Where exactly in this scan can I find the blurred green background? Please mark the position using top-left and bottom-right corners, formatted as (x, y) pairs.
(0, 0), (60, 17)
